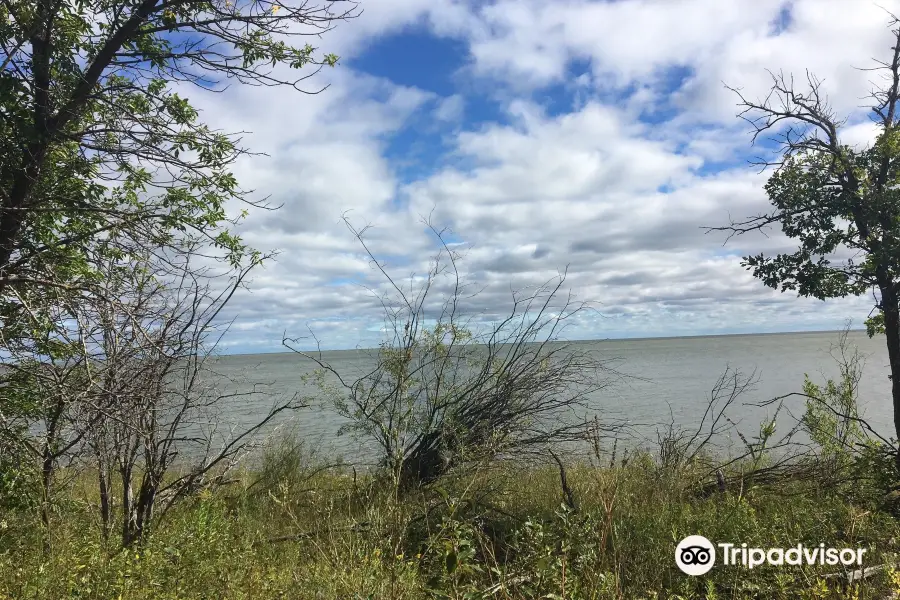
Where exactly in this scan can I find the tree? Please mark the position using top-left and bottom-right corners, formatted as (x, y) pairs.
(83, 246), (299, 546)
(0, 0), (356, 291)
(0, 0), (354, 500)
(0, 238), (300, 548)
(286, 219), (625, 492)
(710, 17), (900, 468)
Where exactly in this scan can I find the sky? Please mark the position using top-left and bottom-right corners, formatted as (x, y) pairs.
(190, 0), (900, 353)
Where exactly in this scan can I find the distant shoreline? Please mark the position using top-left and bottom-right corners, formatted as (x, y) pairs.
(221, 327), (864, 358)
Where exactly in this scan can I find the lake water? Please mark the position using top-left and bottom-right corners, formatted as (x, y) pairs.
(207, 330), (893, 466)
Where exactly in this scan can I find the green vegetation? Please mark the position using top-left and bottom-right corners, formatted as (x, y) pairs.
(0, 0), (353, 556)
(0, 0), (354, 292)
(712, 16), (900, 464)
(0, 0), (353, 528)
(3, 331), (900, 599)
(287, 220), (622, 493)
(2, 431), (900, 600)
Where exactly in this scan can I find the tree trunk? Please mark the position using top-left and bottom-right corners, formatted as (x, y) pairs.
(40, 450), (54, 554)
(133, 468), (161, 544)
(98, 462), (111, 543)
(120, 465), (134, 546)
(880, 284), (900, 472)
(0, 157), (46, 280)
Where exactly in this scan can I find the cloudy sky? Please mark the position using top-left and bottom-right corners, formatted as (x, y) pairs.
(195, 0), (900, 353)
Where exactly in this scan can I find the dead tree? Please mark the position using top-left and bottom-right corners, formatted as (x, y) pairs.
(86, 247), (301, 545)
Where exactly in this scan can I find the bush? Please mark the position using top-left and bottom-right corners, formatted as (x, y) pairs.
(288, 219), (624, 492)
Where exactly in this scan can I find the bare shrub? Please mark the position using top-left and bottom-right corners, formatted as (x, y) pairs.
(286, 219), (625, 492)
(1, 243), (301, 546)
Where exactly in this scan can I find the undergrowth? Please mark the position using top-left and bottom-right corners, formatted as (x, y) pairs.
(2, 443), (899, 600)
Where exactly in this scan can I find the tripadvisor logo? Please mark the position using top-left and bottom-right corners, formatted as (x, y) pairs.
(676, 535), (716, 576)
(675, 536), (867, 576)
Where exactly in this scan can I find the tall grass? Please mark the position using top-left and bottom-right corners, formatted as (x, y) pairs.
(2, 436), (899, 600)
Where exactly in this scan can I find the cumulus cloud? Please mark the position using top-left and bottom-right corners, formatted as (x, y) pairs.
(180, 0), (898, 352)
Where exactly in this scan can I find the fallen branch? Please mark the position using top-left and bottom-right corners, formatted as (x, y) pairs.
(823, 561), (900, 583)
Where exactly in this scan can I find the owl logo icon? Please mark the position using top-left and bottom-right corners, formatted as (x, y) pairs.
(676, 535), (715, 575)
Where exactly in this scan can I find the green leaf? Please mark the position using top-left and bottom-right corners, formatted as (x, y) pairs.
(445, 549), (458, 574)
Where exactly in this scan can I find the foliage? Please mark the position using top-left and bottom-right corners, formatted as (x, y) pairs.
(0, 0), (352, 513)
(0, 243), (299, 548)
(800, 329), (866, 455)
(794, 330), (900, 501)
(0, 0), (355, 290)
(2, 328), (899, 598)
(740, 144), (900, 302)
(0, 438), (38, 512)
(1, 445), (899, 600)
(802, 375), (863, 455)
(711, 18), (900, 455)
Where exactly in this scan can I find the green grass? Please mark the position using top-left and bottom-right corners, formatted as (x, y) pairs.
(2, 445), (900, 600)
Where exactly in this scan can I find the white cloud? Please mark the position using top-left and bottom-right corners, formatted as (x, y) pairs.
(434, 94), (465, 122)
(444, 0), (900, 133)
(177, 0), (900, 352)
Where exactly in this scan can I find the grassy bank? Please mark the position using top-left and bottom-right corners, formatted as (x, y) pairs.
(2, 444), (900, 600)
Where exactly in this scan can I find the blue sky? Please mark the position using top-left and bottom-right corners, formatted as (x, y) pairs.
(191, 0), (898, 353)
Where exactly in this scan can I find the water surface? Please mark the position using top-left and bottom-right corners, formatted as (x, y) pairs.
(208, 330), (892, 465)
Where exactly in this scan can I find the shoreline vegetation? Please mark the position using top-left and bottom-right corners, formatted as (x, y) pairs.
(3, 425), (900, 599)
(3, 326), (900, 599)
(4, 220), (900, 599)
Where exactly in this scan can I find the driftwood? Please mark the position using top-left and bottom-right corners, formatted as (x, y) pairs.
(823, 561), (900, 583)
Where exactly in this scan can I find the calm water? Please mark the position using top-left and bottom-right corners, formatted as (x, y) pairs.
(207, 330), (893, 465)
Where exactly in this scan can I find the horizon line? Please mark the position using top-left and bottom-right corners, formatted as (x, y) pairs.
(219, 327), (865, 358)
